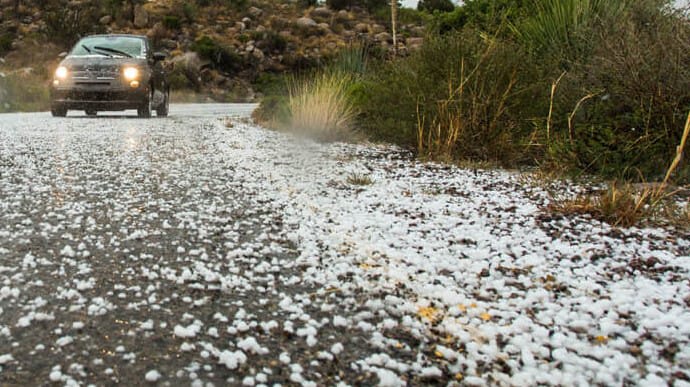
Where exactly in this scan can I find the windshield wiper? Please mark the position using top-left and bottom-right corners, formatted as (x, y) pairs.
(83, 44), (112, 57)
(93, 46), (132, 58)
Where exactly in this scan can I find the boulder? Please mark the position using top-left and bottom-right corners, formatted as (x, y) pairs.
(252, 49), (265, 60)
(375, 32), (391, 43)
(248, 6), (263, 18)
(311, 7), (332, 19)
(406, 37), (424, 50)
(296, 17), (317, 28)
(170, 52), (202, 74)
(354, 23), (369, 33)
(99, 15), (112, 25)
(371, 24), (385, 34)
(133, 4), (148, 28)
(336, 10), (350, 21)
(160, 39), (177, 50)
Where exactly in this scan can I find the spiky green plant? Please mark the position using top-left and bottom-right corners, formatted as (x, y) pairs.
(512, 0), (628, 59)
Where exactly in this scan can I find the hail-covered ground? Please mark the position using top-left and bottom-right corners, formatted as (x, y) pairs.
(0, 104), (688, 386)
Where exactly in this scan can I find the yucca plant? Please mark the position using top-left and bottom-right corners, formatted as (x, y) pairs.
(511, 0), (628, 60)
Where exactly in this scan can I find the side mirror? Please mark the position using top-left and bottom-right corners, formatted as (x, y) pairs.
(153, 52), (167, 61)
(58, 52), (68, 58)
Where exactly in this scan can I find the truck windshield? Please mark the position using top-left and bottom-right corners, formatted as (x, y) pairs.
(71, 36), (145, 58)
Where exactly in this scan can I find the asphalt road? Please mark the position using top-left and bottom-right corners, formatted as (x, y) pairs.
(0, 104), (394, 386)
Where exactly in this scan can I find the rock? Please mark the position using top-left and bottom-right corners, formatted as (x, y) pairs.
(242, 17), (252, 26)
(248, 6), (263, 18)
(375, 32), (391, 43)
(99, 15), (112, 25)
(279, 30), (292, 38)
(133, 4), (148, 28)
(296, 17), (317, 28)
(317, 23), (330, 31)
(161, 39), (177, 50)
(255, 25), (266, 33)
(354, 23), (369, 33)
(311, 7), (332, 19)
(410, 26), (425, 37)
(406, 37), (424, 50)
(371, 24), (386, 34)
(170, 52), (202, 74)
(235, 21), (246, 31)
(252, 49), (265, 60)
(336, 10), (350, 20)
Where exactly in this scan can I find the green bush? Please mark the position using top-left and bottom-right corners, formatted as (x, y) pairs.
(252, 95), (291, 127)
(543, 0), (690, 180)
(253, 72), (288, 96)
(418, 0), (455, 13)
(355, 30), (541, 163)
(0, 73), (50, 113)
(191, 36), (245, 75)
(0, 34), (13, 56)
(351, 0), (690, 182)
(162, 16), (182, 29)
(326, 0), (391, 12)
(434, 0), (528, 34)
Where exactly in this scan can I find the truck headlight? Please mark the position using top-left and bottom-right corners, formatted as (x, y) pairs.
(55, 66), (68, 79)
(123, 67), (139, 81)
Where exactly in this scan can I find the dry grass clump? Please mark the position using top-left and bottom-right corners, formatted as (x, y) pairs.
(346, 173), (373, 186)
(549, 183), (657, 227)
(288, 71), (355, 142)
(548, 112), (690, 228)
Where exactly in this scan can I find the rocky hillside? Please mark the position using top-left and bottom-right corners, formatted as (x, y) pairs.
(0, 0), (426, 105)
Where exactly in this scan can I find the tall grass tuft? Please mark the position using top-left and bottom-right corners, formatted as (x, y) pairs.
(288, 71), (356, 141)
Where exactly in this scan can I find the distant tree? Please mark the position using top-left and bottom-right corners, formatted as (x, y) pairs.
(418, 0), (455, 13)
(435, 0), (529, 34)
(326, 0), (389, 12)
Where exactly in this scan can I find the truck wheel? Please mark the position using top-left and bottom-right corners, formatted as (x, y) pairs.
(51, 106), (67, 117)
(138, 89), (153, 118)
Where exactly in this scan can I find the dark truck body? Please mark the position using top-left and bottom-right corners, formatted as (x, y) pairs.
(50, 34), (169, 118)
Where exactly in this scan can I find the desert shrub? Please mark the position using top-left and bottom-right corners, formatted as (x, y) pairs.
(252, 95), (291, 127)
(541, 0), (690, 181)
(162, 16), (182, 29)
(0, 72), (50, 113)
(254, 31), (288, 53)
(0, 34), (13, 56)
(43, 2), (106, 46)
(326, 0), (390, 12)
(253, 72), (288, 96)
(332, 44), (369, 75)
(191, 36), (245, 75)
(434, 0), (528, 34)
(356, 29), (542, 164)
(182, 2), (198, 22)
(418, 0), (455, 13)
(199, 0), (248, 8)
(510, 0), (628, 63)
(398, 8), (430, 25)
